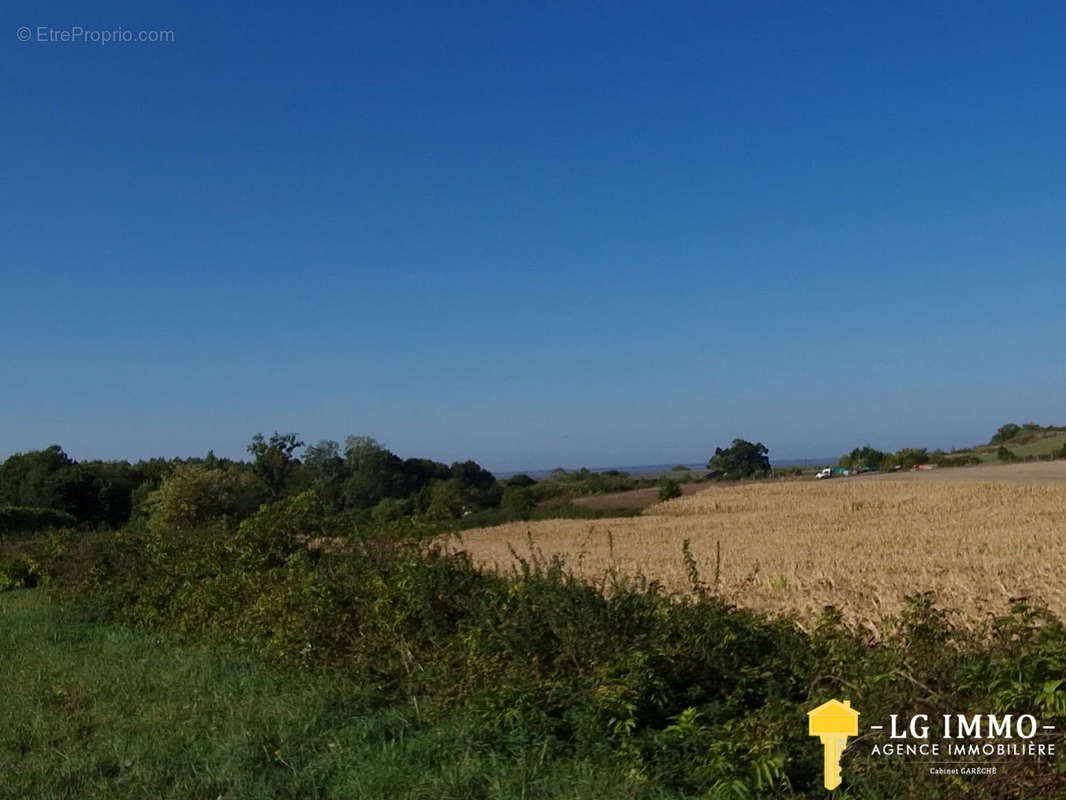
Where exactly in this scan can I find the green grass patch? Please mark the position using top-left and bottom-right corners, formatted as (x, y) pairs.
(25, 493), (1066, 798)
(956, 430), (1066, 463)
(0, 589), (678, 800)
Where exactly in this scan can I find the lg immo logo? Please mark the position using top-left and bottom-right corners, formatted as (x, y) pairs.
(807, 699), (1059, 791)
(808, 699), (859, 790)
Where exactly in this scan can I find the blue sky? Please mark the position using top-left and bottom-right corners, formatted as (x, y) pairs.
(4, 1), (1065, 471)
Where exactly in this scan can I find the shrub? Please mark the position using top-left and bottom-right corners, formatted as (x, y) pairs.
(371, 496), (412, 524)
(143, 463), (265, 530)
(658, 478), (682, 501)
(0, 506), (76, 537)
(936, 455), (981, 468)
(37, 494), (1066, 798)
(0, 549), (38, 590)
(501, 486), (536, 517)
(997, 446), (1018, 463)
(232, 490), (326, 569)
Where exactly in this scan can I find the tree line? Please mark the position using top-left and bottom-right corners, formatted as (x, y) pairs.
(0, 433), (503, 532)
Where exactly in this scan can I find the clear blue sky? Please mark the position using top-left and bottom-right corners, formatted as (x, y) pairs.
(5, 1), (1065, 472)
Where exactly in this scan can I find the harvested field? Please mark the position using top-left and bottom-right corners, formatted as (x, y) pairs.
(454, 475), (1066, 632)
(861, 460), (1066, 484)
(569, 481), (710, 510)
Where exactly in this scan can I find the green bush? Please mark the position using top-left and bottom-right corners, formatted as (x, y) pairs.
(0, 549), (39, 590)
(371, 496), (413, 524)
(658, 478), (682, 501)
(501, 486), (536, 517)
(0, 506), (76, 537)
(142, 463), (265, 530)
(936, 455), (982, 468)
(36, 499), (1066, 798)
(997, 446), (1018, 463)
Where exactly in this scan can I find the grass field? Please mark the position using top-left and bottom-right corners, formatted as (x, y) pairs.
(456, 465), (1066, 633)
(954, 428), (1066, 463)
(0, 590), (677, 800)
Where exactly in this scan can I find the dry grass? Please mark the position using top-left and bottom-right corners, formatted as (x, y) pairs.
(569, 480), (711, 510)
(453, 478), (1066, 632)
(863, 460), (1066, 484)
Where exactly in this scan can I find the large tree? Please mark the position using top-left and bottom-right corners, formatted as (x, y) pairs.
(990, 423), (1021, 445)
(247, 432), (304, 500)
(143, 463), (263, 530)
(707, 439), (771, 480)
(839, 446), (888, 471)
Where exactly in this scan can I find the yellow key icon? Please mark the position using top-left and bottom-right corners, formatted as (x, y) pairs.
(807, 699), (859, 791)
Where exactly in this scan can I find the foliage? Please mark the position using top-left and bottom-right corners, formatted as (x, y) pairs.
(991, 422), (1022, 444)
(997, 445), (1018, 463)
(247, 432), (304, 500)
(3, 590), (678, 800)
(0, 506), (76, 537)
(707, 439), (771, 480)
(501, 486), (536, 517)
(838, 446), (888, 470)
(936, 454), (982, 468)
(0, 446), (146, 529)
(32, 494), (1066, 800)
(0, 548), (39, 590)
(504, 473), (537, 488)
(658, 478), (682, 501)
(143, 463), (265, 530)
(894, 447), (929, 469)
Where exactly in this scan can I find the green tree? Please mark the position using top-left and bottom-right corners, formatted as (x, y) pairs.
(144, 463), (264, 530)
(505, 473), (537, 488)
(991, 423), (1022, 445)
(303, 440), (342, 477)
(839, 446), (888, 471)
(343, 435), (385, 469)
(424, 478), (471, 520)
(895, 448), (930, 469)
(371, 496), (413, 524)
(501, 485), (536, 517)
(247, 432), (304, 500)
(302, 440), (346, 512)
(707, 439), (771, 480)
(450, 460), (501, 507)
(0, 445), (75, 510)
(342, 446), (402, 509)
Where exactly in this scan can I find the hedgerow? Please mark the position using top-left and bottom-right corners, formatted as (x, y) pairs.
(0, 506), (75, 537)
(33, 491), (1066, 798)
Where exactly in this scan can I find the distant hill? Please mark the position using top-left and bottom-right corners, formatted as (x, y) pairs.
(949, 424), (1066, 463)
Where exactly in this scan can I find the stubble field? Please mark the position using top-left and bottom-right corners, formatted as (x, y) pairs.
(455, 468), (1066, 633)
